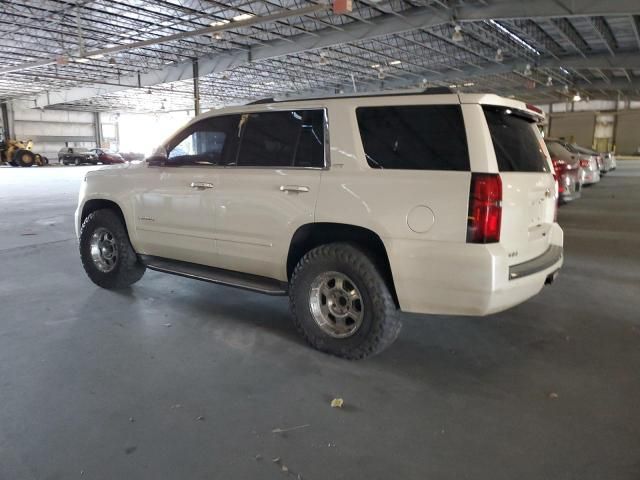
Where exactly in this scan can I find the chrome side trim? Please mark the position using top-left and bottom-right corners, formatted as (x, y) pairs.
(509, 245), (563, 280)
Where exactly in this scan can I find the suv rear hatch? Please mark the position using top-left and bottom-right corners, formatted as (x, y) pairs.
(482, 105), (556, 265)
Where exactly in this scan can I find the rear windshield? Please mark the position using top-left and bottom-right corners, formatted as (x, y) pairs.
(483, 106), (550, 173)
(356, 105), (470, 170)
(545, 141), (569, 158)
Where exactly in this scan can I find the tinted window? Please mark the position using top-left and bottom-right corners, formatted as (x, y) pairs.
(167, 115), (240, 166)
(546, 141), (570, 158)
(236, 110), (324, 168)
(355, 105), (469, 170)
(483, 106), (549, 172)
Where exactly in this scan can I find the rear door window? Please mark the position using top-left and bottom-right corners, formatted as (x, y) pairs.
(483, 106), (550, 172)
(236, 110), (325, 168)
(355, 105), (469, 170)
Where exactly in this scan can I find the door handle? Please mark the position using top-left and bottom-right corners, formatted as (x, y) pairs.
(190, 182), (214, 189)
(280, 185), (309, 193)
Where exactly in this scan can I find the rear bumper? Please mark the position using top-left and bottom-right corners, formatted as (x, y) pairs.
(583, 169), (600, 184)
(386, 224), (564, 316)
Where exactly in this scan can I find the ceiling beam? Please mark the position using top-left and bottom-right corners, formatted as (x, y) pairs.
(591, 17), (618, 56)
(25, 0), (640, 108)
(309, 52), (640, 93)
(551, 18), (590, 57)
(631, 15), (640, 50)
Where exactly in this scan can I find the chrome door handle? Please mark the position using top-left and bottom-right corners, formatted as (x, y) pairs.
(280, 185), (309, 193)
(190, 182), (214, 189)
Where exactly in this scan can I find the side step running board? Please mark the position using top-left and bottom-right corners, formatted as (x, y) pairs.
(139, 255), (288, 296)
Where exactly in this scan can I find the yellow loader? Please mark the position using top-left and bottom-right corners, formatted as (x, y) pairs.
(0, 139), (48, 167)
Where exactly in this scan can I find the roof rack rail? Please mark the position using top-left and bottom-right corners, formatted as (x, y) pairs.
(422, 87), (453, 94)
(246, 97), (276, 105)
(244, 87), (456, 105)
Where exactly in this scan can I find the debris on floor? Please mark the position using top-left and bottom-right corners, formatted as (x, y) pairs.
(548, 392), (559, 399)
(163, 323), (172, 327)
(330, 398), (344, 408)
(195, 415), (205, 421)
(272, 424), (310, 434)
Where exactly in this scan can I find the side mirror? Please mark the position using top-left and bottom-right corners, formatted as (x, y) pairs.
(146, 146), (168, 166)
(146, 154), (167, 166)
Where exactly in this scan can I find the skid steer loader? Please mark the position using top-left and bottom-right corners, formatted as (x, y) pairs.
(0, 138), (48, 167)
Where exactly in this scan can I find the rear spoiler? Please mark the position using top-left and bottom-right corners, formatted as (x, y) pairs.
(459, 93), (546, 122)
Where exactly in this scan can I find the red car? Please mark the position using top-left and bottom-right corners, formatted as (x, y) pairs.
(89, 148), (125, 164)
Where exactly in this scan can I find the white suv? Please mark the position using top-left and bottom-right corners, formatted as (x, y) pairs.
(76, 90), (563, 359)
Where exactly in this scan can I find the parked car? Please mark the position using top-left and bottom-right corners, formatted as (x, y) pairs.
(557, 142), (600, 185)
(58, 147), (98, 165)
(89, 148), (125, 164)
(120, 152), (145, 162)
(545, 139), (581, 203)
(75, 91), (563, 359)
(572, 145), (608, 175)
(602, 152), (617, 171)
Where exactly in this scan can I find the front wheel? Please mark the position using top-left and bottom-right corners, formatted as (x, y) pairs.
(79, 209), (145, 289)
(290, 243), (401, 359)
(14, 149), (35, 167)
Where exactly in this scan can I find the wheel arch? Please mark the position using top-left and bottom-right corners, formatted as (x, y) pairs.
(287, 222), (399, 306)
(81, 199), (131, 238)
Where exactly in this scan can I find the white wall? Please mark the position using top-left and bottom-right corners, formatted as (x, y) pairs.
(9, 103), (96, 162)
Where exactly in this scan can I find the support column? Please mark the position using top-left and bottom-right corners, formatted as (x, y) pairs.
(192, 59), (200, 116)
(94, 111), (103, 147)
(1, 102), (11, 140)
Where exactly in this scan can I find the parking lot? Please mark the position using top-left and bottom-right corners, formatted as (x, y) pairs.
(1, 161), (639, 480)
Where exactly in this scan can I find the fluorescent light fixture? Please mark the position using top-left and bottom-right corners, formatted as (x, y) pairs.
(370, 64), (380, 68)
(389, 60), (401, 65)
(210, 19), (230, 26)
(463, 82), (475, 87)
(75, 58), (90, 63)
(559, 67), (571, 75)
(233, 13), (254, 22)
(572, 93), (581, 102)
(89, 53), (104, 59)
(488, 20), (540, 55)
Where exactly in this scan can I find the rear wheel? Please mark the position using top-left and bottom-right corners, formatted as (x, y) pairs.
(14, 149), (35, 167)
(290, 243), (401, 359)
(79, 209), (145, 289)
(74, 157), (81, 166)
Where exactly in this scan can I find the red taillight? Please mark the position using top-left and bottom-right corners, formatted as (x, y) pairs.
(579, 159), (589, 168)
(551, 158), (566, 174)
(467, 173), (502, 244)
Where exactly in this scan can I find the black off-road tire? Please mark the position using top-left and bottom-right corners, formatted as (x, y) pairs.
(14, 149), (35, 167)
(79, 209), (145, 289)
(290, 243), (401, 359)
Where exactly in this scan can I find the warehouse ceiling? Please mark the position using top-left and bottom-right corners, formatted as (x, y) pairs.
(1, 0), (640, 112)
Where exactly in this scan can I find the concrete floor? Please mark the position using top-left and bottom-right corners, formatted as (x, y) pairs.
(1, 162), (639, 480)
